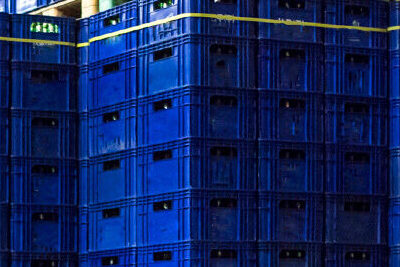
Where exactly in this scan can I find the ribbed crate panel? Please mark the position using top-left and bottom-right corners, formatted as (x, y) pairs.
(138, 35), (257, 96)
(259, 90), (323, 143)
(259, 40), (323, 92)
(390, 50), (400, 99)
(89, 1), (137, 62)
(78, 114), (89, 160)
(138, 87), (257, 146)
(391, 246), (400, 267)
(258, 193), (323, 242)
(326, 145), (387, 195)
(0, 13), (10, 61)
(0, 204), (9, 250)
(258, 242), (322, 266)
(326, 244), (388, 267)
(0, 62), (10, 110)
(89, 102), (136, 157)
(78, 65), (89, 113)
(10, 157), (77, 205)
(325, 194), (387, 245)
(10, 204), (77, 252)
(325, 0), (388, 49)
(258, 141), (323, 193)
(89, 51), (137, 110)
(11, 15), (76, 64)
(325, 96), (388, 146)
(258, 0), (323, 43)
(325, 46), (388, 97)
(390, 148), (400, 197)
(86, 190), (256, 251)
(0, 156), (9, 203)
(11, 110), (77, 159)
(78, 18), (89, 66)
(85, 139), (256, 203)
(0, 109), (9, 157)
(390, 1), (400, 51)
(11, 62), (77, 111)
(389, 198), (400, 247)
(10, 252), (77, 267)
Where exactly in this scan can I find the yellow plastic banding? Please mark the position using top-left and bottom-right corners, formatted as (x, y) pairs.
(2, 13), (400, 48)
(0, 36), (75, 46)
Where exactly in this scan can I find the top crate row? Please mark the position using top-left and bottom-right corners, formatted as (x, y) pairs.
(77, 0), (390, 59)
(0, 13), (76, 64)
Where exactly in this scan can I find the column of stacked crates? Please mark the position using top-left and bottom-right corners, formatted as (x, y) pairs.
(324, 0), (388, 265)
(77, 0), (259, 265)
(0, 12), (10, 267)
(8, 14), (78, 267)
(257, 0), (325, 264)
(390, 1), (400, 265)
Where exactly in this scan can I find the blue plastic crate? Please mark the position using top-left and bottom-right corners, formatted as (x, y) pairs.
(136, 139), (257, 196)
(259, 40), (324, 92)
(139, 241), (256, 266)
(325, 0), (388, 49)
(326, 244), (388, 267)
(326, 145), (387, 195)
(78, 18), (89, 66)
(9, 252), (77, 267)
(257, 242), (322, 266)
(390, 2), (400, 51)
(0, 204), (9, 251)
(86, 190), (256, 250)
(11, 110), (77, 159)
(325, 194), (387, 245)
(78, 114), (89, 161)
(389, 198), (400, 247)
(138, 87), (257, 146)
(11, 14), (76, 64)
(138, 35), (257, 96)
(0, 13), (10, 62)
(138, 0), (257, 46)
(258, 193), (323, 242)
(89, 102), (136, 157)
(78, 207), (88, 253)
(10, 204), (77, 253)
(0, 62), (11, 110)
(89, 1), (137, 62)
(10, 157), (77, 205)
(0, 109), (9, 157)
(325, 96), (388, 146)
(258, 141), (324, 193)
(259, 90), (323, 143)
(391, 51), (400, 99)
(390, 149), (400, 197)
(11, 62), (77, 111)
(0, 157), (9, 203)
(85, 139), (256, 203)
(89, 50), (137, 110)
(258, 0), (323, 43)
(325, 46), (388, 97)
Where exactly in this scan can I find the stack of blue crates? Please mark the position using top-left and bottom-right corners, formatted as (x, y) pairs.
(324, 0), (388, 266)
(390, 1), (400, 266)
(6, 14), (77, 267)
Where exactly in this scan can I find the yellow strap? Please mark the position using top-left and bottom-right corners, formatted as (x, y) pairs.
(2, 13), (400, 48)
